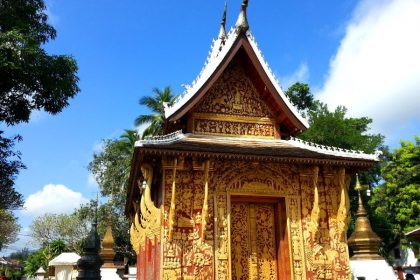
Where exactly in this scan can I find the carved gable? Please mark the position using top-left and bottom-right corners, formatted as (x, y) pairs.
(191, 60), (278, 138)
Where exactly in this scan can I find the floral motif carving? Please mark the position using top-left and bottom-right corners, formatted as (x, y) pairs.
(162, 161), (214, 279)
(155, 159), (352, 280)
(195, 61), (273, 118)
(193, 118), (275, 138)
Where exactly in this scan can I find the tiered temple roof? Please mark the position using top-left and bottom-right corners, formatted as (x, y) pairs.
(164, 1), (308, 133)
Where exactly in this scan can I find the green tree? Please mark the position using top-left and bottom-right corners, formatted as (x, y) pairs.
(285, 82), (314, 116)
(370, 136), (420, 246)
(0, 132), (24, 210)
(0, 0), (79, 125)
(87, 130), (138, 261)
(88, 130), (136, 203)
(0, 131), (24, 250)
(23, 239), (67, 277)
(0, 209), (20, 251)
(24, 249), (46, 277)
(8, 248), (31, 262)
(299, 103), (384, 154)
(1, 0), (80, 250)
(135, 86), (177, 138)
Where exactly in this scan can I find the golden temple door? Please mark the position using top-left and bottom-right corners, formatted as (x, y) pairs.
(230, 198), (290, 280)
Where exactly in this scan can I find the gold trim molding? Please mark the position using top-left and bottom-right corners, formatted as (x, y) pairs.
(193, 112), (274, 124)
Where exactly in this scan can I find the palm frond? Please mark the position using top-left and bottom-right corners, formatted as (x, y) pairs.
(136, 86), (178, 137)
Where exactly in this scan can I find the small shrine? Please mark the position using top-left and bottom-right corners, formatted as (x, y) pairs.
(100, 218), (123, 280)
(125, 1), (380, 279)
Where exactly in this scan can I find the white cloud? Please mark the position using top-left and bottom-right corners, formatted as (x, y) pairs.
(23, 184), (88, 217)
(29, 110), (49, 123)
(45, 0), (60, 25)
(87, 173), (99, 189)
(317, 0), (420, 139)
(280, 63), (309, 89)
(136, 123), (151, 139)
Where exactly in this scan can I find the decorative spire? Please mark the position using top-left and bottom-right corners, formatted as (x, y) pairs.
(100, 218), (116, 268)
(235, 0), (249, 33)
(218, 1), (227, 43)
(100, 190), (116, 268)
(77, 194), (103, 280)
(348, 174), (382, 260)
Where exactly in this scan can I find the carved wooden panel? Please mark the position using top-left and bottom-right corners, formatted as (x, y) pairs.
(193, 116), (275, 138)
(155, 159), (352, 280)
(191, 60), (276, 138)
(195, 61), (273, 118)
(255, 204), (278, 279)
(231, 202), (278, 280)
(231, 202), (251, 280)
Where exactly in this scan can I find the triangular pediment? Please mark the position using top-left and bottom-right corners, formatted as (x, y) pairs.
(166, 32), (308, 138)
(194, 59), (273, 118)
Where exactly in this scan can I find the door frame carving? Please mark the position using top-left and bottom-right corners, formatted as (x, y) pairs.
(227, 193), (291, 279)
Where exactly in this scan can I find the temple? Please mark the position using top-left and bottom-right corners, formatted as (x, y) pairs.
(125, 1), (380, 279)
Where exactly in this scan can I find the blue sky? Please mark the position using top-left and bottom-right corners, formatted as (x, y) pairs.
(2, 0), (420, 255)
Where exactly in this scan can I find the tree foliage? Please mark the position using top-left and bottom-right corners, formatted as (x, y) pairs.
(88, 130), (136, 206)
(23, 249), (46, 277)
(286, 82), (393, 255)
(299, 102), (384, 154)
(0, 0), (79, 125)
(0, 0), (80, 253)
(8, 248), (31, 262)
(76, 199), (135, 262)
(0, 132), (24, 210)
(285, 82), (314, 116)
(87, 130), (137, 261)
(0, 209), (20, 251)
(23, 239), (67, 277)
(370, 136), (420, 246)
(29, 213), (88, 253)
(135, 87), (177, 138)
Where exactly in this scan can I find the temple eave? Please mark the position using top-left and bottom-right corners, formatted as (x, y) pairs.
(135, 147), (375, 168)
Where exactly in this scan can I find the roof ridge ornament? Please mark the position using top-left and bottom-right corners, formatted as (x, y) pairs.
(218, 1), (227, 45)
(235, 0), (249, 33)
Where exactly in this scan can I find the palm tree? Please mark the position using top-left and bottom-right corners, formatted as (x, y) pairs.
(119, 129), (137, 154)
(135, 86), (178, 139)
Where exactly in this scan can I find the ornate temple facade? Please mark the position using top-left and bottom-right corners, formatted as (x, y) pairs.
(126, 2), (380, 279)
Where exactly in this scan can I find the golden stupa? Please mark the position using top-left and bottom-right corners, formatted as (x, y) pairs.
(348, 174), (382, 260)
(100, 216), (117, 268)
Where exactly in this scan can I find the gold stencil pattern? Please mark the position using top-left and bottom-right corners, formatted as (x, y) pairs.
(195, 61), (273, 118)
(193, 118), (274, 138)
(231, 203), (251, 280)
(231, 202), (278, 280)
(150, 158), (353, 280)
(255, 204), (278, 280)
(191, 60), (276, 138)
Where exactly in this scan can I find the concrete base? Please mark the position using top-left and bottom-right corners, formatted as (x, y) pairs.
(350, 259), (396, 280)
(100, 268), (122, 280)
(124, 267), (137, 280)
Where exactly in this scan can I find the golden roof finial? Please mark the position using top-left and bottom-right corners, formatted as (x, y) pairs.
(235, 0), (249, 33)
(354, 173), (362, 191)
(348, 174), (382, 260)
